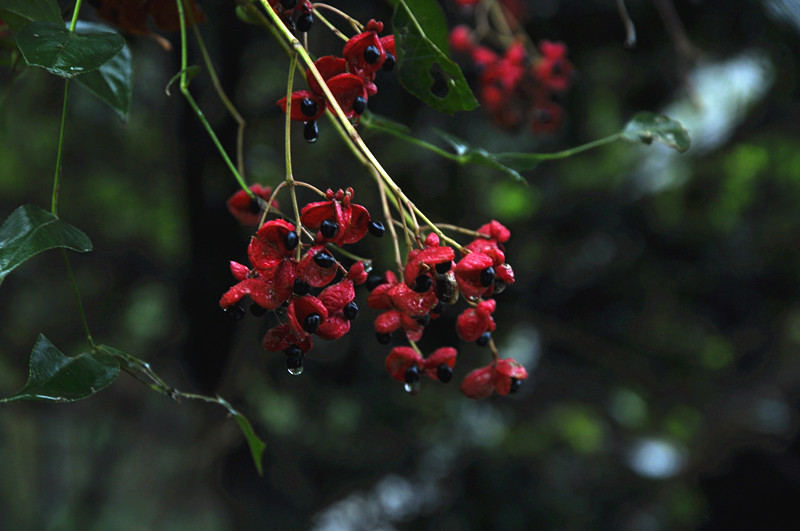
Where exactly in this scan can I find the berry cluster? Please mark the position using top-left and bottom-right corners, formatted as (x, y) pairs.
(278, 19), (395, 142)
(449, 25), (574, 132)
(267, 0), (314, 33)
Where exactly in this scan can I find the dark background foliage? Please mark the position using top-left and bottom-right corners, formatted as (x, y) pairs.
(2, 0), (800, 529)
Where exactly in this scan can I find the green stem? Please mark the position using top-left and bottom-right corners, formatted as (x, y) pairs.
(510, 133), (623, 161)
(62, 249), (94, 348)
(68, 0), (83, 32)
(175, 0), (253, 198)
(51, 80), (70, 216)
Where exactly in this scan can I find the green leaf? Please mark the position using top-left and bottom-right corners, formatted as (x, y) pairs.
(0, 335), (120, 403)
(391, 0), (478, 114)
(15, 21), (124, 79)
(0, 205), (92, 284)
(621, 112), (691, 153)
(215, 396), (267, 477)
(0, 0), (62, 28)
(435, 130), (525, 181)
(73, 21), (132, 121)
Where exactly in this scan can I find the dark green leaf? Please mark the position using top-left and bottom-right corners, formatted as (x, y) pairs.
(391, 0), (478, 114)
(0, 335), (120, 403)
(0, 204), (92, 284)
(15, 21), (124, 79)
(0, 0), (62, 28)
(73, 22), (132, 121)
(435, 130), (525, 181)
(215, 396), (267, 476)
(621, 112), (691, 153)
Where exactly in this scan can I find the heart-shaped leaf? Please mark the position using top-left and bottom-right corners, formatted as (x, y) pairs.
(621, 112), (691, 153)
(0, 0), (62, 29)
(73, 21), (132, 121)
(0, 205), (92, 284)
(1, 335), (120, 403)
(15, 20), (124, 78)
(392, 0), (478, 114)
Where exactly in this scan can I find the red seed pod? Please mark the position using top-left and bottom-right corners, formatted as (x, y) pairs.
(262, 323), (313, 353)
(385, 346), (424, 382)
(226, 184), (277, 226)
(422, 347), (457, 381)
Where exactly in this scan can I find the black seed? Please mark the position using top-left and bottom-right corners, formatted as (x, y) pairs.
(536, 108), (553, 124)
(302, 313), (321, 333)
(281, 0), (297, 8)
(313, 251), (335, 268)
(435, 275), (457, 303)
(404, 365), (420, 384)
(435, 261), (451, 274)
(364, 45), (380, 64)
(493, 278), (507, 294)
(416, 314), (430, 327)
(286, 355), (304, 370)
(413, 274), (432, 293)
(296, 12), (313, 32)
(320, 219), (338, 238)
(225, 304), (245, 321)
(509, 378), (523, 394)
(283, 344), (302, 358)
(437, 364), (453, 383)
(284, 230), (299, 250)
(551, 59), (564, 76)
(343, 301), (359, 320)
(366, 275), (385, 291)
(480, 266), (495, 287)
(368, 220), (385, 237)
(293, 279), (310, 295)
(250, 303), (267, 317)
(300, 97), (318, 117)
(376, 332), (391, 344)
(352, 96), (366, 115)
(432, 301), (444, 315)
(382, 52), (396, 71)
(303, 120), (318, 142)
(285, 16), (297, 33)
(476, 331), (491, 347)
(248, 198), (261, 214)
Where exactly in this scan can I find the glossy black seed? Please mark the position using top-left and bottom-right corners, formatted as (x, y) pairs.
(435, 261), (451, 274)
(304, 120), (318, 143)
(320, 219), (338, 238)
(493, 278), (507, 294)
(412, 274), (432, 293)
(284, 230), (299, 250)
(382, 52), (396, 71)
(432, 301), (444, 315)
(352, 96), (366, 115)
(286, 355), (304, 370)
(480, 266), (495, 287)
(509, 378), (523, 394)
(368, 220), (385, 237)
(416, 314), (431, 327)
(283, 344), (302, 358)
(224, 304), (245, 321)
(476, 331), (491, 347)
(366, 275), (385, 291)
(435, 276), (457, 303)
(250, 303), (267, 317)
(404, 365), (420, 384)
(296, 12), (313, 32)
(293, 279), (310, 295)
(437, 364), (453, 383)
(300, 98), (318, 117)
(376, 332), (391, 345)
(313, 251), (335, 268)
(343, 301), (359, 320)
(281, 0), (297, 8)
(302, 313), (321, 333)
(364, 45), (380, 64)
(285, 16), (297, 33)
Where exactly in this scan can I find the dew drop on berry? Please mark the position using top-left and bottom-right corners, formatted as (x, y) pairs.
(313, 250), (335, 268)
(320, 219), (338, 238)
(286, 353), (304, 376)
(224, 304), (245, 321)
(437, 363), (453, 383)
(352, 96), (366, 115)
(509, 378), (522, 394)
(383, 53), (396, 72)
(284, 344), (303, 358)
(480, 266), (495, 287)
(296, 12), (313, 32)
(303, 313), (321, 333)
(343, 301), (358, 320)
(304, 120), (319, 143)
(300, 97), (318, 117)
(364, 45), (380, 64)
(284, 230), (299, 250)
(403, 366), (420, 394)
(403, 380), (420, 394)
(368, 220), (385, 237)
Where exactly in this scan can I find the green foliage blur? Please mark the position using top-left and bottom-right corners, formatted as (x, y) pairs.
(2, 1), (800, 529)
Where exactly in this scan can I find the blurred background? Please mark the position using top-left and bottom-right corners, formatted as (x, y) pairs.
(2, 0), (800, 529)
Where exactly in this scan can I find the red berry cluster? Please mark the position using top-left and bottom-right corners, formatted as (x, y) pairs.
(450, 25), (574, 132)
(278, 19), (395, 142)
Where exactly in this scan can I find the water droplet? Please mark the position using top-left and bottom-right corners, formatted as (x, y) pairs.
(403, 381), (420, 395)
(288, 366), (304, 376)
